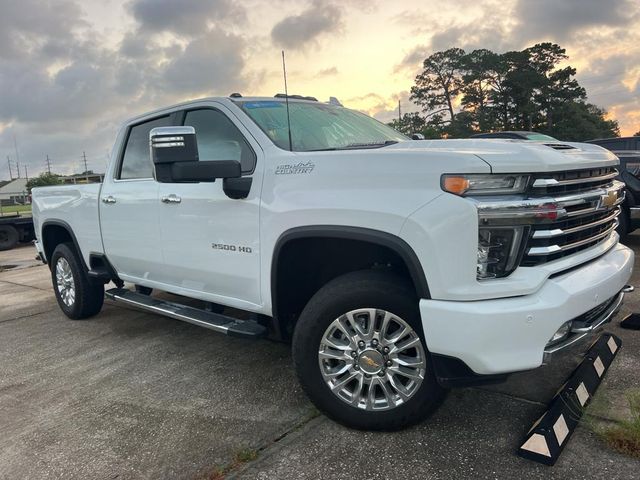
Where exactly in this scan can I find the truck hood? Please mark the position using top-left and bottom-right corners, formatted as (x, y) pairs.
(385, 139), (619, 173)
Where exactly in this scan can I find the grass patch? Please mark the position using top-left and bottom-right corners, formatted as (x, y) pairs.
(198, 448), (259, 480)
(596, 390), (640, 459)
(0, 204), (31, 216)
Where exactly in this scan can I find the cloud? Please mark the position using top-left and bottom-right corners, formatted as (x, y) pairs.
(128, 0), (246, 36)
(394, 45), (429, 73)
(0, 0), (86, 60)
(162, 29), (247, 95)
(317, 66), (338, 76)
(271, 0), (342, 49)
(513, 0), (637, 43)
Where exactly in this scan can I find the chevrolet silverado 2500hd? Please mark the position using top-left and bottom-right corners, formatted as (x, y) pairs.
(32, 96), (634, 430)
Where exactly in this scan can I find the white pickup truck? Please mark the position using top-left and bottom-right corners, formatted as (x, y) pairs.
(32, 95), (634, 430)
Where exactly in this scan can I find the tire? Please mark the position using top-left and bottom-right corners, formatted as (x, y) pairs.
(50, 243), (104, 319)
(292, 270), (446, 431)
(0, 225), (19, 251)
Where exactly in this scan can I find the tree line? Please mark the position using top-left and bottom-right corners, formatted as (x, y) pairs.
(389, 43), (624, 141)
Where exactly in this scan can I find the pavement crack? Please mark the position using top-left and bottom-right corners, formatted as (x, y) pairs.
(0, 279), (51, 292)
(222, 409), (322, 479)
(474, 387), (548, 407)
(0, 309), (54, 324)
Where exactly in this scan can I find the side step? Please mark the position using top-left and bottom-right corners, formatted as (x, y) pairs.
(105, 288), (267, 338)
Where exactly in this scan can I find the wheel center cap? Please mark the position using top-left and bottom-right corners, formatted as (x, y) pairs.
(358, 349), (384, 374)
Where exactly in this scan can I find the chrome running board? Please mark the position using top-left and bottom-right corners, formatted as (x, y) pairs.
(105, 288), (267, 338)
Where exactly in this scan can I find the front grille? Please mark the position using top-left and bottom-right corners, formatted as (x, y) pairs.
(519, 169), (622, 266)
(573, 294), (618, 329)
(529, 167), (618, 196)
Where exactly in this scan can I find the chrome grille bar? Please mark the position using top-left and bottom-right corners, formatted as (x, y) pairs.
(532, 210), (620, 239)
(527, 221), (618, 256)
(532, 171), (618, 187)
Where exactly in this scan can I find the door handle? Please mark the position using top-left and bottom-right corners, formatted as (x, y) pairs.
(102, 196), (116, 204)
(161, 194), (182, 204)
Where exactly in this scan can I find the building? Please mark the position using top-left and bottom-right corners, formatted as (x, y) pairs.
(0, 178), (29, 205)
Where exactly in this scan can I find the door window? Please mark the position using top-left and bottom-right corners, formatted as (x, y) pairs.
(183, 109), (256, 173)
(119, 116), (172, 179)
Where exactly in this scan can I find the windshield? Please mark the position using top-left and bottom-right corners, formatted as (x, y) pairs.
(523, 132), (557, 141)
(237, 100), (407, 151)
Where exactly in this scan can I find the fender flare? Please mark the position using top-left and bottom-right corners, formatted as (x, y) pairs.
(41, 219), (87, 269)
(271, 225), (431, 317)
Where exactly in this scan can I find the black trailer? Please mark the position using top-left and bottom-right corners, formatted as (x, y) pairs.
(0, 214), (34, 251)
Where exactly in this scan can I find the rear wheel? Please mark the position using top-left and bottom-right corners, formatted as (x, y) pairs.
(0, 225), (19, 251)
(292, 270), (446, 431)
(51, 243), (104, 319)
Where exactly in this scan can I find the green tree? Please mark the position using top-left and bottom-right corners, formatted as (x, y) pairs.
(388, 112), (443, 139)
(548, 102), (619, 141)
(410, 48), (466, 123)
(408, 42), (617, 139)
(460, 49), (502, 132)
(26, 173), (63, 192)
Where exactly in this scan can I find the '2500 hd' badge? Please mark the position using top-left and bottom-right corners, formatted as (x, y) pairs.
(211, 243), (252, 253)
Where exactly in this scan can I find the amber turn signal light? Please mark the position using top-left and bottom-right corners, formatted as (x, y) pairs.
(442, 176), (470, 195)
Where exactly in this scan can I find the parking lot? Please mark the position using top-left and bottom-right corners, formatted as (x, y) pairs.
(1, 242), (639, 479)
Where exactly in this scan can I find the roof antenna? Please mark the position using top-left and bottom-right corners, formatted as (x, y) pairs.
(281, 50), (293, 151)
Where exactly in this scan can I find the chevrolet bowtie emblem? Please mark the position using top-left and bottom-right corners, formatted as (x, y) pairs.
(361, 355), (379, 368)
(600, 191), (618, 208)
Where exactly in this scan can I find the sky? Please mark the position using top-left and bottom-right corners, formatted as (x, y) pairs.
(1, 0), (639, 179)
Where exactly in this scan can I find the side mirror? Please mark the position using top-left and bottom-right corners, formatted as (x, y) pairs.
(411, 133), (425, 140)
(150, 126), (241, 183)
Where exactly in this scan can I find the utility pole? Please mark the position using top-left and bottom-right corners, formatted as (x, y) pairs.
(398, 100), (401, 122)
(45, 154), (52, 174)
(13, 134), (20, 178)
(24, 165), (28, 181)
(7, 156), (13, 181)
(82, 151), (89, 182)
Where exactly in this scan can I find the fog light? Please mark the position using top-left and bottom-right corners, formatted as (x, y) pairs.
(547, 321), (572, 346)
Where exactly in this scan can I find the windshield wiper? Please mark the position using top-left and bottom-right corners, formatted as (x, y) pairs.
(340, 140), (399, 149)
(306, 140), (399, 152)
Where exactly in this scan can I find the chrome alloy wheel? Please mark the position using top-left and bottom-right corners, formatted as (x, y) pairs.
(55, 257), (76, 307)
(318, 308), (427, 411)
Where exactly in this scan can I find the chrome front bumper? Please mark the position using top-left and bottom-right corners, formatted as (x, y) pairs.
(543, 285), (633, 356)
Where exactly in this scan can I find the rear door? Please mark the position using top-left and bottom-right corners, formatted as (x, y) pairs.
(99, 115), (173, 283)
(157, 104), (263, 308)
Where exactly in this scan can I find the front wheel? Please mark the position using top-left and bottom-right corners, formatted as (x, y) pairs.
(292, 270), (446, 431)
(51, 243), (104, 319)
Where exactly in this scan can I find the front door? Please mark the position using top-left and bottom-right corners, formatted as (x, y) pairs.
(100, 115), (172, 283)
(157, 105), (263, 309)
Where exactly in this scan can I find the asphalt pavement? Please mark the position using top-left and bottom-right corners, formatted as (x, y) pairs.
(1, 241), (639, 479)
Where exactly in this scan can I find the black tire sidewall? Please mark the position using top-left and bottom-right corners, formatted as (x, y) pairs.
(292, 271), (445, 431)
(0, 225), (19, 251)
(50, 243), (104, 319)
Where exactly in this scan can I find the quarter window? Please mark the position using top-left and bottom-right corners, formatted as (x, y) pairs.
(120, 116), (172, 179)
(183, 109), (256, 173)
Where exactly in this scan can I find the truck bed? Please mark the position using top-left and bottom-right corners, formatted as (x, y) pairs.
(31, 184), (103, 265)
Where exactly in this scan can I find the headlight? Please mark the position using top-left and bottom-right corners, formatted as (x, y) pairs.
(477, 226), (526, 279)
(442, 174), (529, 196)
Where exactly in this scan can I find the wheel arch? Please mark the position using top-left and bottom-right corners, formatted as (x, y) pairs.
(270, 225), (430, 339)
(41, 219), (87, 269)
